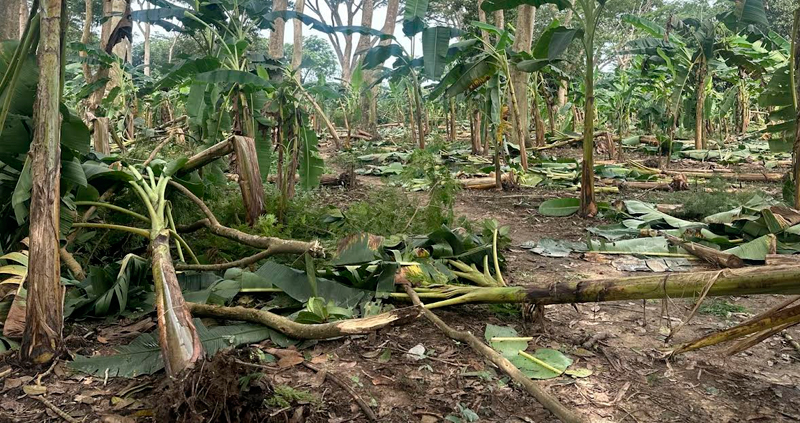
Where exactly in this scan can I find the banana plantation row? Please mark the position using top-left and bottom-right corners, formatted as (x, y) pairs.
(0, 0), (799, 420)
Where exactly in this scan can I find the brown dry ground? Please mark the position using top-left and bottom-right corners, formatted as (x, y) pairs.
(1, 146), (799, 422)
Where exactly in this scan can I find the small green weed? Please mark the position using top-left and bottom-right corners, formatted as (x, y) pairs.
(698, 299), (747, 318)
(265, 385), (319, 408)
(653, 178), (766, 220)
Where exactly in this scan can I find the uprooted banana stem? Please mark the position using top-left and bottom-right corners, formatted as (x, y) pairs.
(391, 265), (800, 309)
(128, 166), (203, 378)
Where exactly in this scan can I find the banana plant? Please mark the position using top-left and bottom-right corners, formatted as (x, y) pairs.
(482, 0), (604, 216)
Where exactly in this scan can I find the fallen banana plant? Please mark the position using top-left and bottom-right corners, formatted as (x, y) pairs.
(187, 303), (423, 339)
(389, 265), (800, 309)
(126, 163), (203, 378)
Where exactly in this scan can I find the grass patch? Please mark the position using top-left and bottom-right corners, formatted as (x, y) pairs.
(650, 178), (768, 220)
(265, 385), (319, 408)
(698, 298), (747, 318)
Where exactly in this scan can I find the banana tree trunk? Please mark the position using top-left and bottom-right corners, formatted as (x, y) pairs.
(417, 265), (800, 309)
(92, 116), (111, 154)
(22, 0), (63, 365)
(695, 56), (707, 150)
(151, 229), (203, 377)
(792, 8), (799, 209)
(736, 67), (749, 134)
(449, 98), (456, 143)
(232, 135), (265, 225)
(470, 109), (482, 155)
(531, 80), (545, 147)
(0, 0), (25, 40)
(268, 0), (287, 59)
(579, 26), (598, 217)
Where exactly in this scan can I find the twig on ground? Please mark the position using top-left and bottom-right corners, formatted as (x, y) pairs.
(400, 284), (583, 423)
(302, 362), (377, 421)
(32, 396), (79, 423)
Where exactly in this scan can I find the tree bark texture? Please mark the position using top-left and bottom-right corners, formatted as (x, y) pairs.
(22, 0), (64, 365)
(268, 0), (287, 59)
(580, 24), (597, 217)
(151, 231), (203, 377)
(510, 5), (535, 148)
(291, 0), (305, 78)
(92, 117), (111, 155)
(694, 56), (707, 150)
(232, 136), (265, 226)
(0, 0), (26, 41)
(0, 0), (26, 40)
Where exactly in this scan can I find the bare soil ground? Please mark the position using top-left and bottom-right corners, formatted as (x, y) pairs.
(2, 146), (799, 423)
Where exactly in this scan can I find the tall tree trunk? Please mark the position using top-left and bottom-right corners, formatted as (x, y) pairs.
(556, 4), (574, 108)
(792, 8), (800, 209)
(695, 56), (707, 150)
(531, 81), (545, 146)
(87, 0), (131, 113)
(354, 0), (375, 131)
(22, 0), (64, 365)
(736, 67), (749, 134)
(493, 10), (504, 32)
(510, 5), (535, 152)
(0, 0), (25, 40)
(448, 98), (456, 142)
(80, 0), (93, 82)
(268, 0), (287, 59)
(477, 0), (490, 43)
(142, 5), (151, 76)
(292, 0), (305, 78)
(579, 15), (598, 218)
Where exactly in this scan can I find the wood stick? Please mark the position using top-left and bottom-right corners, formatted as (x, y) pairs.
(400, 284), (583, 423)
(671, 302), (800, 355)
(663, 234), (744, 268)
(302, 362), (376, 421)
(32, 396), (79, 423)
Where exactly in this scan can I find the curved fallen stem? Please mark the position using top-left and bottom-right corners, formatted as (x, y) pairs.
(187, 303), (423, 339)
(168, 181), (324, 257)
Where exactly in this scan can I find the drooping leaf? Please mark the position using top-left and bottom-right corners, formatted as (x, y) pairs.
(421, 27), (460, 80)
(69, 320), (274, 378)
(362, 45), (405, 69)
(403, 0), (430, 37)
(724, 234), (774, 261)
(298, 127), (323, 191)
(444, 56), (496, 98)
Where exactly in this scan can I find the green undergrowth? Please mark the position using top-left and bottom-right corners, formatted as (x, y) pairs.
(265, 385), (319, 408)
(698, 299), (748, 318)
(648, 178), (767, 220)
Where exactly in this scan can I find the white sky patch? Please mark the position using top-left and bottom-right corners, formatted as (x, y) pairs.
(130, 1), (423, 75)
